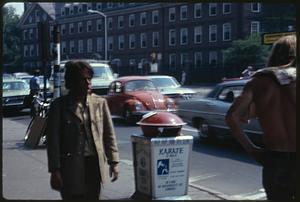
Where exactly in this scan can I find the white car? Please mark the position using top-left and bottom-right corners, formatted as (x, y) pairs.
(147, 75), (197, 102)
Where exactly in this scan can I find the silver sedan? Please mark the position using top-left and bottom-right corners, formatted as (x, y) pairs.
(177, 79), (262, 142)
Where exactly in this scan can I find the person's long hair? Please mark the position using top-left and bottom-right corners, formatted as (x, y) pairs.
(267, 35), (296, 68)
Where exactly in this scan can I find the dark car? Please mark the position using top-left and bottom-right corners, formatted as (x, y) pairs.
(177, 79), (262, 142)
(106, 76), (176, 124)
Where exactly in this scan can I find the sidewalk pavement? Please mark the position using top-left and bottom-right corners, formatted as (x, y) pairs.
(100, 160), (227, 200)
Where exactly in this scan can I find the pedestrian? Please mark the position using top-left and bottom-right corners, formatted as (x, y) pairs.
(45, 60), (120, 200)
(225, 35), (296, 200)
(180, 70), (187, 85)
(29, 69), (40, 116)
(241, 66), (254, 78)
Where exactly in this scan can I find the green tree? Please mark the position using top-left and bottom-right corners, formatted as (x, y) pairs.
(3, 5), (22, 72)
(223, 35), (270, 76)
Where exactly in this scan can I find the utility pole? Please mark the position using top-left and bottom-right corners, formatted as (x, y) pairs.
(52, 24), (61, 98)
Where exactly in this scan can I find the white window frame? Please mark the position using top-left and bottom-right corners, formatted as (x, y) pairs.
(140, 33), (147, 48)
(180, 5), (188, 20)
(194, 52), (203, 67)
(152, 32), (159, 47)
(251, 3), (261, 12)
(96, 37), (103, 52)
(30, 44), (34, 56)
(108, 17), (113, 30)
(169, 54), (176, 69)
(70, 40), (75, 54)
(194, 26), (202, 44)
(29, 29), (34, 39)
(97, 19), (102, 31)
(251, 21), (260, 35)
(180, 53), (189, 66)
(108, 36), (113, 51)
(140, 12), (147, 25)
(118, 35), (124, 50)
(209, 3), (217, 16)
(129, 14), (135, 27)
(209, 51), (218, 66)
(69, 6), (74, 15)
(96, 3), (102, 10)
(209, 25), (217, 42)
(24, 45), (28, 57)
(61, 24), (66, 36)
(61, 7), (65, 16)
(87, 21), (92, 32)
(61, 41), (66, 54)
(194, 3), (202, 18)
(35, 10), (40, 22)
(78, 4), (82, 13)
(223, 3), (231, 14)
(223, 23), (231, 41)
(69, 23), (74, 34)
(152, 10), (159, 24)
(129, 34), (136, 49)
(23, 30), (27, 40)
(169, 7), (176, 22)
(78, 39), (84, 53)
(78, 22), (83, 33)
(107, 2), (113, 9)
(169, 29), (176, 46)
(118, 16), (124, 29)
(87, 38), (93, 53)
(180, 28), (188, 45)
(87, 3), (92, 10)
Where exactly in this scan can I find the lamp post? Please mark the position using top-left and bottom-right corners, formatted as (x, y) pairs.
(88, 9), (107, 61)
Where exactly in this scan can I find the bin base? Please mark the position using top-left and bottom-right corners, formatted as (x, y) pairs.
(131, 191), (191, 200)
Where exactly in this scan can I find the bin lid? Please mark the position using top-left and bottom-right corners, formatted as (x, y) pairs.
(137, 111), (186, 127)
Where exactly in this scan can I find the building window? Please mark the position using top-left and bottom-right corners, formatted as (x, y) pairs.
(194, 26), (202, 44)
(87, 21), (92, 32)
(169, 7), (175, 22)
(209, 25), (217, 42)
(223, 3), (231, 14)
(129, 34), (136, 49)
(108, 17), (113, 30)
(97, 19), (102, 31)
(70, 6), (74, 15)
(194, 3), (202, 18)
(23, 30), (27, 40)
(194, 52), (203, 68)
(169, 29), (176, 46)
(24, 45), (28, 57)
(152, 10), (159, 24)
(69, 23), (74, 34)
(35, 10), (40, 22)
(87, 38), (93, 53)
(29, 29), (34, 39)
(251, 3), (261, 12)
(78, 5), (82, 13)
(209, 3), (217, 16)
(36, 44), (39, 56)
(169, 54), (176, 69)
(181, 53), (189, 66)
(140, 12), (146, 25)
(78, 22), (83, 33)
(209, 51), (217, 66)
(251, 21), (260, 35)
(70, 40), (75, 53)
(118, 3), (124, 7)
(61, 24), (66, 35)
(223, 23), (231, 41)
(97, 37), (103, 52)
(180, 28), (188, 45)
(107, 3), (113, 9)
(118, 35), (124, 50)
(129, 14), (135, 27)
(152, 32), (159, 47)
(30, 45), (34, 56)
(78, 39), (83, 53)
(96, 3), (102, 10)
(141, 33), (147, 48)
(118, 16), (124, 29)
(108, 36), (113, 51)
(180, 5), (188, 20)
(61, 41), (66, 54)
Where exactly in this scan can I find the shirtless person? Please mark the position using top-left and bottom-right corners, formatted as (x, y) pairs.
(225, 35), (296, 200)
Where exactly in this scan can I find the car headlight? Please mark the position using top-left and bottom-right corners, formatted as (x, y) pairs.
(134, 101), (144, 111)
(165, 98), (175, 109)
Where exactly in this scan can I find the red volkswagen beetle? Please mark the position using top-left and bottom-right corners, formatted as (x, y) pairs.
(106, 76), (176, 124)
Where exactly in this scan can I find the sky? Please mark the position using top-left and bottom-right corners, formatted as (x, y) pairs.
(4, 2), (24, 16)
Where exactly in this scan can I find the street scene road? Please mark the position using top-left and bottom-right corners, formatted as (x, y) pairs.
(3, 107), (266, 200)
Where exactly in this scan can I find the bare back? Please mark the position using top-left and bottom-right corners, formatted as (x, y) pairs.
(251, 75), (296, 151)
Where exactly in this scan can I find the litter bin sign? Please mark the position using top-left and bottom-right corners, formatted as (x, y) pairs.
(132, 135), (193, 199)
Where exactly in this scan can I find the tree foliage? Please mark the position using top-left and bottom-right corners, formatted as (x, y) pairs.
(223, 35), (270, 72)
(3, 6), (22, 69)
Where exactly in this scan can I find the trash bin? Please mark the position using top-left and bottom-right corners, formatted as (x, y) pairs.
(131, 112), (193, 199)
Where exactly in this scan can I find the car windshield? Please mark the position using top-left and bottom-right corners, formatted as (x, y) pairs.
(150, 77), (180, 88)
(125, 80), (157, 92)
(92, 65), (114, 79)
(3, 81), (29, 91)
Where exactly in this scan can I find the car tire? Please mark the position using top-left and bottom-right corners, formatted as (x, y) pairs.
(197, 119), (215, 142)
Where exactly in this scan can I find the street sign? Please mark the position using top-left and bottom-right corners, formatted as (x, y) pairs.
(262, 32), (296, 45)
